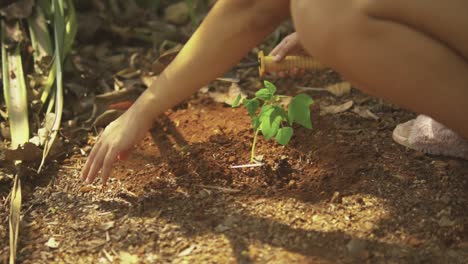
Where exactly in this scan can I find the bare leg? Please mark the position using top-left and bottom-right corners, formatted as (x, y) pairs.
(290, 0), (468, 140)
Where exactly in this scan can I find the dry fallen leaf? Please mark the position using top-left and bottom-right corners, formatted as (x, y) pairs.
(151, 44), (183, 74)
(30, 113), (56, 146)
(0, 0), (34, 19)
(164, 2), (190, 25)
(209, 83), (247, 106)
(178, 244), (197, 257)
(79, 185), (95, 193)
(45, 237), (60, 249)
(352, 106), (379, 121)
(9, 175), (21, 262)
(141, 74), (158, 88)
(320, 100), (354, 115)
(326, 82), (352, 97)
(100, 221), (116, 231)
(438, 216), (456, 227)
(92, 109), (125, 128)
(3, 142), (42, 161)
(279, 96), (292, 108)
(115, 68), (141, 79)
(298, 82), (352, 97)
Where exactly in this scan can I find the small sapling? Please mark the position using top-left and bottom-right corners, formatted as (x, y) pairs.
(232, 81), (313, 163)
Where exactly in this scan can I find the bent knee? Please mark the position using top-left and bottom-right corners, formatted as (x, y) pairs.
(291, 0), (377, 66)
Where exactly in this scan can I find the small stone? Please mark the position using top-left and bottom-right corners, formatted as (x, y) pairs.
(66, 119), (77, 128)
(164, 2), (189, 25)
(228, 156), (236, 163)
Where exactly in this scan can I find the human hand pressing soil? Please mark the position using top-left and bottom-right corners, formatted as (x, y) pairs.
(80, 99), (154, 185)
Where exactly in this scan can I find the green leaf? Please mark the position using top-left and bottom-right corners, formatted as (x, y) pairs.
(39, 0), (69, 173)
(2, 21), (30, 149)
(276, 127), (294, 145)
(231, 94), (242, 108)
(258, 105), (274, 122)
(260, 113), (282, 140)
(259, 107), (285, 140)
(251, 117), (260, 130)
(255, 88), (273, 101)
(288, 94), (314, 129)
(64, 0), (77, 56)
(273, 106), (288, 120)
(243, 98), (259, 117)
(9, 174), (21, 264)
(28, 5), (57, 105)
(264, 80), (276, 94)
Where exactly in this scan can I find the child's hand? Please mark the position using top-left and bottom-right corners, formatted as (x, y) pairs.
(80, 105), (153, 185)
(269, 32), (308, 78)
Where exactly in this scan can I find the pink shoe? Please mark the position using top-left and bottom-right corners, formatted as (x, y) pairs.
(392, 115), (468, 160)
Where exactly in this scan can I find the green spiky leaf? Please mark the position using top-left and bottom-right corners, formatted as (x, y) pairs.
(2, 21), (30, 149)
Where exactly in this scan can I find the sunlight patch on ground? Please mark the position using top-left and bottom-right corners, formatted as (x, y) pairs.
(238, 194), (392, 238)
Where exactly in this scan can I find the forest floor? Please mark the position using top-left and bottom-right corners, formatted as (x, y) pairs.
(1, 70), (468, 263)
(1, 4), (468, 263)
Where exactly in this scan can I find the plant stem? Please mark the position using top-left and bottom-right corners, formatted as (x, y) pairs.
(250, 129), (260, 163)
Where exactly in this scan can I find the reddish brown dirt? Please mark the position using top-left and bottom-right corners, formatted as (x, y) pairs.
(1, 77), (468, 263)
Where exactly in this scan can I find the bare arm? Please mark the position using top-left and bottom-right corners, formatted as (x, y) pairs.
(136, 0), (290, 120)
(81, 0), (290, 184)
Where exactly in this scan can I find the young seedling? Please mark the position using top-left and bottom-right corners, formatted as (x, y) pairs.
(232, 81), (313, 163)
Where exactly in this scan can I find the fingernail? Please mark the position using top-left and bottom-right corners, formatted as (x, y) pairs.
(274, 55), (281, 62)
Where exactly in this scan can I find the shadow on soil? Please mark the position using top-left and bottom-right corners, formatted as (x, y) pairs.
(92, 115), (468, 263)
